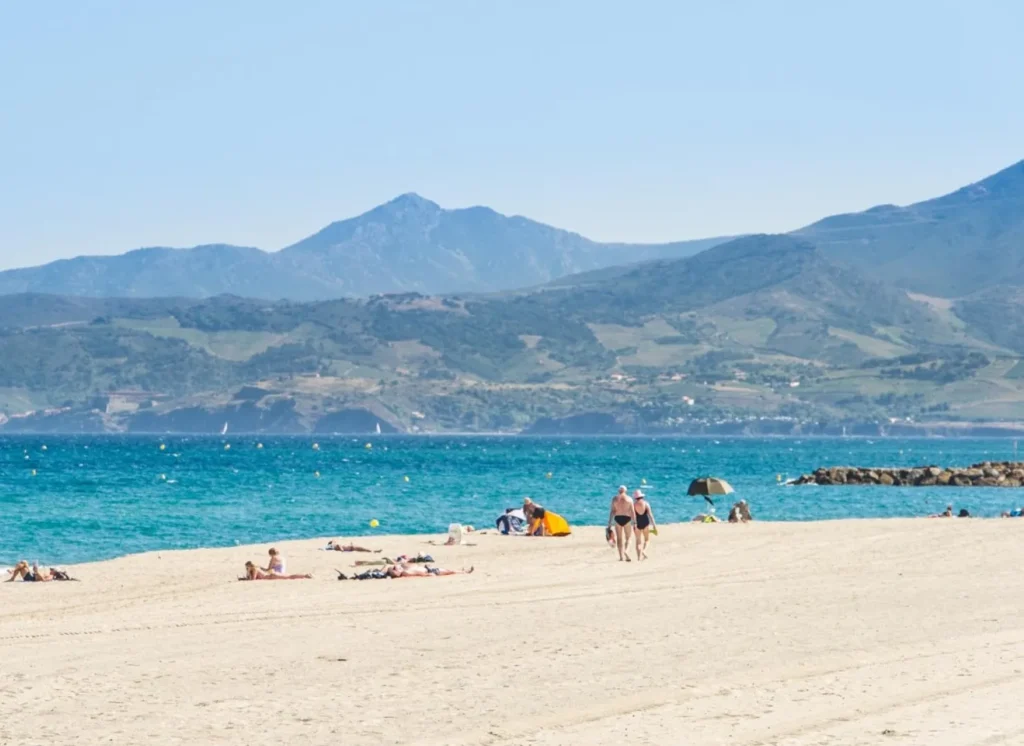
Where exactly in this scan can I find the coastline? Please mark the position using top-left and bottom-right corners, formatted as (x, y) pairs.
(4, 520), (1024, 744)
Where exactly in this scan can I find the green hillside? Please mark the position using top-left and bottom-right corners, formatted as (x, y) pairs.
(3, 235), (1023, 434)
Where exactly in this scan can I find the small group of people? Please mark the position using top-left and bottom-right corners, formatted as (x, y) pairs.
(240, 548), (312, 580)
(1000, 507), (1023, 518)
(931, 505), (971, 518)
(338, 561), (473, 580)
(608, 486), (657, 562)
(6, 560), (75, 582)
(692, 500), (752, 524)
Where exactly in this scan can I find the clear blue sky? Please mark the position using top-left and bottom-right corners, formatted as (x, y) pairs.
(1, 0), (1021, 270)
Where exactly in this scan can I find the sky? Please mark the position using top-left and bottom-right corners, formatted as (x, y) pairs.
(1, 0), (1022, 270)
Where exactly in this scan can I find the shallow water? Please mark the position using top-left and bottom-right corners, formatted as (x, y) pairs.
(2, 435), (1023, 564)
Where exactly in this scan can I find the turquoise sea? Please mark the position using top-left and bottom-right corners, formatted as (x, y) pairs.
(3, 435), (1024, 565)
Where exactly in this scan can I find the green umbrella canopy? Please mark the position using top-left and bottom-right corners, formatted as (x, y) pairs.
(687, 477), (735, 497)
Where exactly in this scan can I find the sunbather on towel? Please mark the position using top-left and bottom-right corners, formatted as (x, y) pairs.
(386, 563), (473, 578)
(326, 541), (381, 553)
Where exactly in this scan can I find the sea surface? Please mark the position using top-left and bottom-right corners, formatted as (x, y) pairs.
(3, 435), (1024, 565)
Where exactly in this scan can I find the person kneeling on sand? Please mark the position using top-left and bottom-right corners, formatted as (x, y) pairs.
(240, 561), (312, 581)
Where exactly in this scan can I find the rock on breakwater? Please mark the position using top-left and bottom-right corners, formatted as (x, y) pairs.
(791, 461), (1024, 487)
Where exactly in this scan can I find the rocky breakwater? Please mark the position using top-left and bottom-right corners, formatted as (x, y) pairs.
(791, 462), (1024, 487)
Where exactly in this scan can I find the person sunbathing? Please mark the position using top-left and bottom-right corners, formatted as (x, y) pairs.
(386, 563), (474, 578)
(240, 561), (311, 580)
(326, 541), (381, 553)
(352, 553), (434, 567)
(6, 561), (52, 582)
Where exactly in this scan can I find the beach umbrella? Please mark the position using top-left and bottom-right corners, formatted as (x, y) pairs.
(687, 477), (734, 507)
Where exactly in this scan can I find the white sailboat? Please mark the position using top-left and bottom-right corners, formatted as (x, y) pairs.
(221, 422), (229, 436)
(375, 422), (382, 435)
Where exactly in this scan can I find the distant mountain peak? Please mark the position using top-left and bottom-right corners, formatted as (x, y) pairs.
(383, 192), (440, 210)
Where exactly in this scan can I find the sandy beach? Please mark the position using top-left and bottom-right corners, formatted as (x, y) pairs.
(2, 519), (1023, 745)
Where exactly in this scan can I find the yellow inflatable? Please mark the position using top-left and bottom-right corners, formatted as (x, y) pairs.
(529, 509), (571, 537)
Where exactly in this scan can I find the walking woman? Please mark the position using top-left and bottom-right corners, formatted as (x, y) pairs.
(607, 486), (635, 562)
(633, 489), (656, 561)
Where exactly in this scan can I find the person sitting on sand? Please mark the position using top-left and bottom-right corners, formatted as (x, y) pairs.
(1001, 507), (1023, 518)
(326, 541), (381, 553)
(608, 486), (635, 562)
(260, 548), (289, 577)
(958, 508), (971, 518)
(931, 505), (954, 518)
(240, 561), (311, 580)
(633, 489), (656, 561)
(386, 563), (474, 578)
(728, 500), (753, 523)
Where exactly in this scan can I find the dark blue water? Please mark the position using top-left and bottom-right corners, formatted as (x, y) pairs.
(3, 435), (1023, 564)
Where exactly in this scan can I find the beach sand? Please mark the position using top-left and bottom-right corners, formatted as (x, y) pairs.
(2, 519), (1023, 745)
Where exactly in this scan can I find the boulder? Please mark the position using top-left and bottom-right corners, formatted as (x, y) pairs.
(879, 473), (895, 486)
(926, 466), (943, 478)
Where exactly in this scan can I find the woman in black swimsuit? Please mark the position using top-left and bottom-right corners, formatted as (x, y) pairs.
(607, 486), (635, 562)
(632, 490), (656, 561)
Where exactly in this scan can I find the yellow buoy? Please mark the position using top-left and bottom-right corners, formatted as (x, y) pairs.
(256, 443), (263, 449)
(314, 470), (320, 478)
(546, 472), (553, 479)
(224, 443), (231, 450)
(312, 443), (320, 450)
(641, 478), (647, 485)
(31, 469), (37, 476)
(776, 474), (782, 482)
(365, 443), (372, 449)
(160, 474), (167, 481)
(369, 519), (380, 528)
(41, 445), (47, 451)
(404, 475), (410, 482)
(159, 443), (166, 451)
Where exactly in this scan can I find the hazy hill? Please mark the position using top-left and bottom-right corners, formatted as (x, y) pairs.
(0, 194), (725, 301)
(6, 233), (1024, 433)
(795, 159), (1024, 295)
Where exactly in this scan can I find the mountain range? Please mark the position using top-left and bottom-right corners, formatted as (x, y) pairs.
(2, 159), (1022, 300)
(3, 232), (1024, 434)
(0, 194), (726, 300)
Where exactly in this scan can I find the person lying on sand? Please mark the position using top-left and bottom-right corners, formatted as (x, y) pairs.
(691, 513), (720, 523)
(325, 541), (381, 553)
(7, 561), (50, 582)
(6, 561), (77, 582)
(352, 553), (434, 567)
(336, 562), (472, 580)
(386, 563), (473, 578)
(930, 505), (954, 518)
(240, 561), (312, 580)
